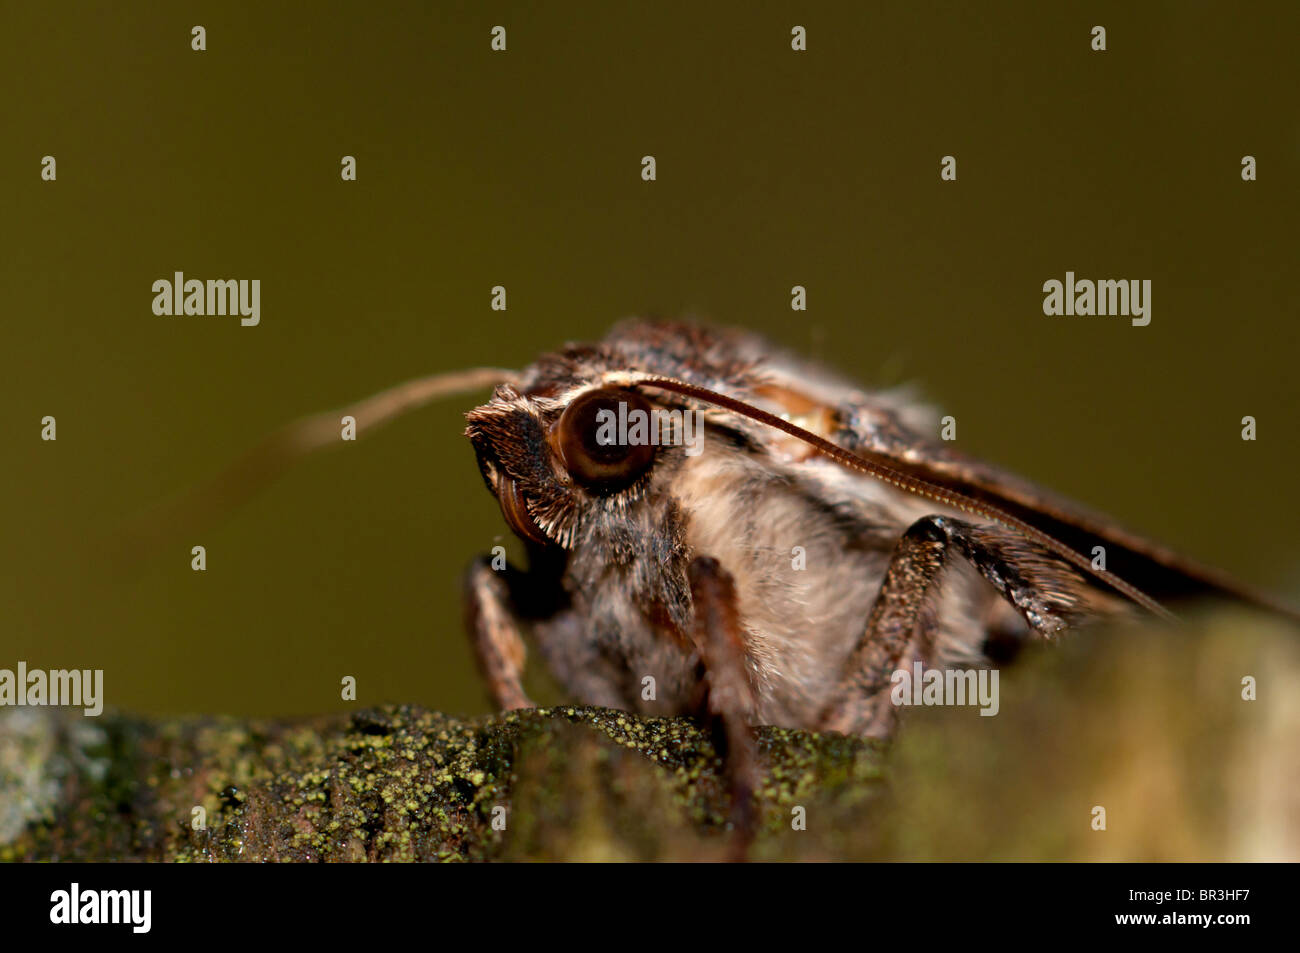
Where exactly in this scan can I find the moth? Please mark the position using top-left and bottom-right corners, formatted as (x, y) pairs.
(455, 320), (1291, 738)
(134, 319), (1292, 817)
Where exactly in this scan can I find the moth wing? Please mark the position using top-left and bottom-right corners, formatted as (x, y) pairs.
(749, 356), (1290, 615)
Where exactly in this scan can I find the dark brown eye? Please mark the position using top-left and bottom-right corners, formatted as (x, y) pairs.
(554, 387), (657, 492)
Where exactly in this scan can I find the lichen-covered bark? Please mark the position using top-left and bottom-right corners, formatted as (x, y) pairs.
(2, 610), (1297, 861)
(0, 703), (885, 862)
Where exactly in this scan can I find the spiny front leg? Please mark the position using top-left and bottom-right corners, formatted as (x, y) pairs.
(819, 515), (1099, 737)
(687, 555), (760, 859)
(462, 555), (534, 711)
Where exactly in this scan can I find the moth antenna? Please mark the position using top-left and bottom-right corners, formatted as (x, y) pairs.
(624, 374), (1177, 621)
(112, 367), (517, 566)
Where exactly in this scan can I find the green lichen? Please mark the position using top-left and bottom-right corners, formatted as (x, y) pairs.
(3, 610), (1296, 861)
(0, 703), (885, 862)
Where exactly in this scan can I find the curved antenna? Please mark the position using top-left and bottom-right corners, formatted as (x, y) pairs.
(114, 367), (516, 563)
(621, 373), (1177, 621)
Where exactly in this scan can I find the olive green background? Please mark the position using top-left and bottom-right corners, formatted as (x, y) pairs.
(3, 1), (1297, 718)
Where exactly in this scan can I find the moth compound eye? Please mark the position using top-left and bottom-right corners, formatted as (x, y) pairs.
(554, 387), (656, 493)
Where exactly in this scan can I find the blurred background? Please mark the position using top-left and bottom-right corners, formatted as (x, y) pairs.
(3, 1), (1298, 718)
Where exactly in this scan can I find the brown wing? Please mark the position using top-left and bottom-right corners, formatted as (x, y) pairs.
(744, 372), (1298, 620)
(878, 447), (1284, 609)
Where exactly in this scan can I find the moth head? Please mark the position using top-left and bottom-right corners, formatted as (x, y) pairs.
(464, 382), (665, 548)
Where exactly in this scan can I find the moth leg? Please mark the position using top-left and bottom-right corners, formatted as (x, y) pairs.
(688, 556), (759, 860)
(462, 555), (534, 711)
(819, 515), (1090, 737)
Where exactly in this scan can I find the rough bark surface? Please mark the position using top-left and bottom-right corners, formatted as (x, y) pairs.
(2, 611), (1297, 861)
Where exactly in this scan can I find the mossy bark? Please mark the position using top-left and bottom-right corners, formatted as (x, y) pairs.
(2, 610), (1297, 861)
(0, 703), (886, 862)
